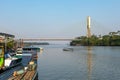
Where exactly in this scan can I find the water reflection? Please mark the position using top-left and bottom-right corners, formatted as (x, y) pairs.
(87, 46), (93, 80)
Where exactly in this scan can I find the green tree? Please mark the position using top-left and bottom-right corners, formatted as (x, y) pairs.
(7, 40), (14, 49)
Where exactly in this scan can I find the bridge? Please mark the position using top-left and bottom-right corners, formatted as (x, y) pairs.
(15, 38), (74, 48)
(16, 17), (91, 42)
(14, 16), (91, 47)
(17, 38), (73, 41)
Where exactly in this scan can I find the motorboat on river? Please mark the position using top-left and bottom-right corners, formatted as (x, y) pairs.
(63, 47), (73, 51)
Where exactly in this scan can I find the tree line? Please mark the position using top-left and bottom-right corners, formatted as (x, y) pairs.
(70, 30), (120, 46)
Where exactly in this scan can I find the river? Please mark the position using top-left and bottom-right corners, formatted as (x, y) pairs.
(38, 45), (120, 80)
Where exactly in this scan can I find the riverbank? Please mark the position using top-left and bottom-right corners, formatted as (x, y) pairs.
(70, 30), (120, 46)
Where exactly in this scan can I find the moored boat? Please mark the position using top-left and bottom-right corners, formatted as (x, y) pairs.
(4, 53), (22, 70)
(22, 46), (43, 53)
(16, 47), (23, 55)
(0, 46), (22, 71)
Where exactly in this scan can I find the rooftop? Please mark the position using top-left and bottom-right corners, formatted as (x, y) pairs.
(0, 32), (15, 38)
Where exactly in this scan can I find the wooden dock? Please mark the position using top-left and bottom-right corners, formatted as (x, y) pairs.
(8, 68), (37, 80)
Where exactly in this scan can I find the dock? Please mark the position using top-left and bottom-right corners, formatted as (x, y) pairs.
(0, 50), (38, 80)
(8, 67), (37, 80)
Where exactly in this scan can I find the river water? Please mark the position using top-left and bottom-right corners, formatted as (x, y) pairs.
(38, 45), (120, 80)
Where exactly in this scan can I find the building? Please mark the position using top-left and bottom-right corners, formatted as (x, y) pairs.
(0, 32), (15, 45)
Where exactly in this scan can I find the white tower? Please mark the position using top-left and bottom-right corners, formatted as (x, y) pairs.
(87, 16), (91, 38)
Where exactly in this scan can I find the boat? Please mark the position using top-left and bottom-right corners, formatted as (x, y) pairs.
(16, 47), (23, 54)
(0, 45), (38, 79)
(16, 47), (23, 55)
(63, 48), (73, 51)
(16, 46), (43, 56)
(1, 50), (38, 80)
(4, 52), (22, 69)
(22, 46), (43, 53)
(0, 46), (22, 71)
(8, 46), (39, 80)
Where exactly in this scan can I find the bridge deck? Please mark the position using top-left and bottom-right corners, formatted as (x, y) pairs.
(16, 38), (73, 41)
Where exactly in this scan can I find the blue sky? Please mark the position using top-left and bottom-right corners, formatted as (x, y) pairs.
(0, 0), (120, 38)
